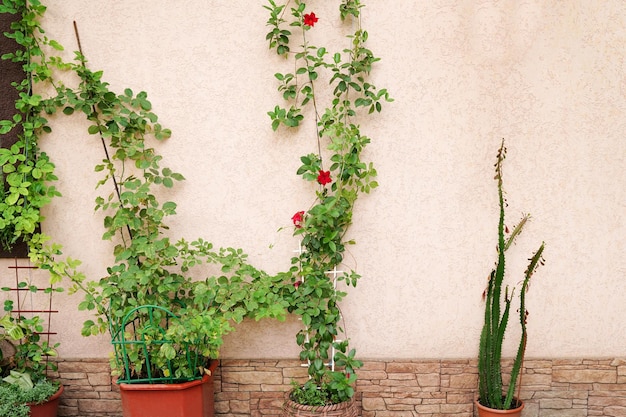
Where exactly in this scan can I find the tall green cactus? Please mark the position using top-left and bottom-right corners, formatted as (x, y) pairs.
(477, 140), (546, 410)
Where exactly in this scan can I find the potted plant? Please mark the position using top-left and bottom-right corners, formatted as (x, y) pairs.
(0, 315), (63, 417)
(476, 140), (546, 417)
(48, 31), (289, 417)
(264, 1), (391, 415)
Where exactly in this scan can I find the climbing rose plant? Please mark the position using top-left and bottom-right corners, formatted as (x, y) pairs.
(266, 0), (392, 405)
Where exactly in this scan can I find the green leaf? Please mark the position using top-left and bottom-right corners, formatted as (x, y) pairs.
(160, 343), (176, 360)
(48, 39), (64, 51)
(162, 201), (177, 212)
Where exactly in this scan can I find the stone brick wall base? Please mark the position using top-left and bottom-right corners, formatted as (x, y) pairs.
(53, 358), (626, 417)
(53, 358), (122, 417)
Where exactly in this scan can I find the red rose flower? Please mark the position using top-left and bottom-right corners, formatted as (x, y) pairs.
(291, 211), (305, 228)
(294, 280), (302, 289)
(303, 12), (318, 27)
(317, 170), (332, 185)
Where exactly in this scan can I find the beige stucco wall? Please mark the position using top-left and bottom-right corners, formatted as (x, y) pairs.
(2, 1), (624, 362)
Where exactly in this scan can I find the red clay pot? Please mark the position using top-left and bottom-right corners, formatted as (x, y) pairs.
(29, 384), (64, 417)
(119, 361), (218, 417)
(475, 399), (524, 417)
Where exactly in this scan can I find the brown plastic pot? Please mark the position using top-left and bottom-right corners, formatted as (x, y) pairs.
(29, 384), (64, 417)
(119, 361), (218, 417)
(475, 399), (524, 417)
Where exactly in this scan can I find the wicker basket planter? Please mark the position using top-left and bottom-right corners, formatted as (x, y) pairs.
(281, 395), (358, 417)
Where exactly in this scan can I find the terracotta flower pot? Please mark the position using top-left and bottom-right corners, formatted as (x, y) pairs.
(119, 361), (218, 417)
(281, 394), (358, 417)
(29, 384), (64, 417)
(475, 399), (524, 417)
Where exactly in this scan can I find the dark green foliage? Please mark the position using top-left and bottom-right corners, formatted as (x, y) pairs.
(60, 62), (290, 382)
(0, 379), (59, 417)
(265, 0), (390, 405)
(0, 0), (61, 252)
(2, 0), (289, 383)
(2, 0), (388, 400)
(477, 140), (546, 410)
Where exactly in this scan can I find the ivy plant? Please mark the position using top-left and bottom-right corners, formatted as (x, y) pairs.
(0, 0), (61, 252)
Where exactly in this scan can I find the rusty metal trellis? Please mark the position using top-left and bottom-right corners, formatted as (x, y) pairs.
(4, 258), (58, 341)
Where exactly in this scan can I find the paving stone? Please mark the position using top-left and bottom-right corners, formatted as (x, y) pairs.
(88, 372), (113, 386)
(605, 406), (626, 417)
(52, 357), (626, 417)
(414, 403), (440, 413)
(533, 390), (588, 400)
(590, 395), (626, 409)
(386, 361), (440, 374)
(524, 401), (540, 417)
(359, 370), (389, 380)
(540, 398), (573, 409)
(448, 373), (478, 389)
(78, 399), (122, 414)
(363, 397), (386, 410)
(539, 409), (587, 417)
(258, 397), (287, 410)
(222, 370), (283, 385)
(230, 399), (251, 413)
(553, 369), (616, 383)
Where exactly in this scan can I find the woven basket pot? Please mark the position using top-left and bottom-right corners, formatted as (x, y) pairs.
(281, 395), (357, 417)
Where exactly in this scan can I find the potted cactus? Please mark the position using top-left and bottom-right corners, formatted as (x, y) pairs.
(476, 140), (546, 416)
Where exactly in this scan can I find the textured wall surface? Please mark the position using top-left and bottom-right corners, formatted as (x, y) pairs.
(0, 1), (624, 363)
(51, 357), (626, 417)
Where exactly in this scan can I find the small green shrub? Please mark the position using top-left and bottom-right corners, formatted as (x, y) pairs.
(289, 380), (330, 406)
(0, 379), (59, 417)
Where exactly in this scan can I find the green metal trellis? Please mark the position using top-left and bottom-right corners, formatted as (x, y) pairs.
(111, 304), (203, 384)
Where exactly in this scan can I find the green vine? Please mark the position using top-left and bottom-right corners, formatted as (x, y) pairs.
(0, 0), (62, 251)
(1, 0), (288, 382)
(265, 0), (391, 404)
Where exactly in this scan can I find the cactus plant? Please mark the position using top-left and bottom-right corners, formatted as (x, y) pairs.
(477, 140), (546, 410)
